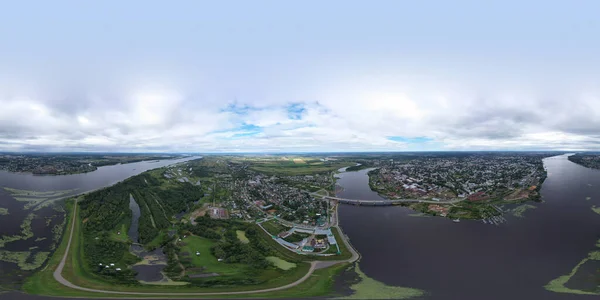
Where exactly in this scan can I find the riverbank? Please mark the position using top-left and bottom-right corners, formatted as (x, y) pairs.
(0, 155), (184, 176)
(22, 196), (360, 298)
(18, 158), (361, 298)
(0, 157), (201, 291)
(335, 154), (600, 299)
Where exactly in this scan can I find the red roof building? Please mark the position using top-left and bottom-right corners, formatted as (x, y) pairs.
(468, 191), (486, 201)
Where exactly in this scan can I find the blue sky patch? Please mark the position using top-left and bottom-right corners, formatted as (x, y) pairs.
(387, 136), (433, 143)
(221, 103), (258, 115)
(211, 123), (262, 139)
(287, 103), (306, 120)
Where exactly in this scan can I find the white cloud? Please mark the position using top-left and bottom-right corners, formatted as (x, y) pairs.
(1, 74), (600, 152)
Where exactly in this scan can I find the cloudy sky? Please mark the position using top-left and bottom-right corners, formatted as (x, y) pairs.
(1, 0), (600, 152)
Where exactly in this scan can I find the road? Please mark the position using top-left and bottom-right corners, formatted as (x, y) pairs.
(52, 200), (357, 297)
(323, 195), (464, 205)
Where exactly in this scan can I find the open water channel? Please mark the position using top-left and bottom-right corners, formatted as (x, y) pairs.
(0, 156), (198, 289)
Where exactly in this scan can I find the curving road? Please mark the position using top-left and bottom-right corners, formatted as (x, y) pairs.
(52, 200), (356, 296)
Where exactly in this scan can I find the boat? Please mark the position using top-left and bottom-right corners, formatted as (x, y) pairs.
(453, 218), (460, 223)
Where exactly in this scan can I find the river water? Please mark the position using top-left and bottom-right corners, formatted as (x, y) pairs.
(1, 154), (599, 299)
(336, 154), (600, 299)
(0, 156), (199, 288)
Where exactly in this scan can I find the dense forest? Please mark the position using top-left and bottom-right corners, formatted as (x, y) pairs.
(78, 170), (203, 282)
(345, 164), (371, 171)
(185, 216), (273, 270)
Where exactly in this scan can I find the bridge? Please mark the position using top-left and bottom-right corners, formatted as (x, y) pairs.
(321, 196), (463, 206)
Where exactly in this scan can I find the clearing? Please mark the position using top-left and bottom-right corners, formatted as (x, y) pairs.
(178, 236), (242, 276)
(236, 230), (249, 244)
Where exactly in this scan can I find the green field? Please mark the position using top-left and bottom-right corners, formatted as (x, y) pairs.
(0, 208), (7, 215)
(236, 230), (249, 244)
(283, 232), (309, 243)
(252, 224), (353, 262)
(266, 256), (296, 270)
(179, 236), (242, 275)
(20, 157), (361, 298)
(261, 220), (288, 236)
(245, 158), (352, 176)
(22, 200), (356, 299)
(24, 200), (313, 296)
(109, 222), (130, 243)
(146, 231), (169, 250)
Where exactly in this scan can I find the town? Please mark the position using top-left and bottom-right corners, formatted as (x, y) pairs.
(167, 157), (336, 226)
(568, 153), (600, 170)
(0, 153), (182, 175)
(176, 153), (550, 227)
(365, 153), (549, 220)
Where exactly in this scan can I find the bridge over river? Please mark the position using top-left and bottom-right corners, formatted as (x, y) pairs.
(322, 196), (463, 206)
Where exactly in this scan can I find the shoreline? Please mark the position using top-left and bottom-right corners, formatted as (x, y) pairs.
(0, 157), (186, 177)
(18, 159), (359, 298)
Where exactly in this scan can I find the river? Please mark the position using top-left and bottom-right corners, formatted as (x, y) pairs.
(1, 154), (599, 299)
(335, 154), (600, 299)
(0, 156), (199, 289)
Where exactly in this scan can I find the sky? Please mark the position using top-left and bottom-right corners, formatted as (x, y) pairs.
(1, 0), (600, 152)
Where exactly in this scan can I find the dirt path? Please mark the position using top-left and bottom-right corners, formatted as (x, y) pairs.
(53, 200), (331, 296)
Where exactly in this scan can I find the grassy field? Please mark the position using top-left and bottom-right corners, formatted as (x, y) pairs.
(252, 224), (353, 262)
(266, 257), (296, 270)
(236, 230), (249, 244)
(283, 232), (309, 243)
(22, 200), (351, 298)
(330, 227), (353, 260)
(179, 236), (242, 275)
(146, 230), (169, 249)
(109, 222), (130, 243)
(261, 220), (288, 236)
(246, 159), (352, 176)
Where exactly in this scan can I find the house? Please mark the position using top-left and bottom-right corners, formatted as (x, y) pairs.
(302, 245), (315, 252)
(468, 192), (487, 201)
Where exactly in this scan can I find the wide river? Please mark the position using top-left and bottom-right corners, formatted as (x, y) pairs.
(2, 154), (599, 300)
(336, 154), (600, 300)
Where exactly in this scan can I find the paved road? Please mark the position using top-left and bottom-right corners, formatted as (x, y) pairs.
(323, 195), (464, 205)
(52, 200), (356, 297)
